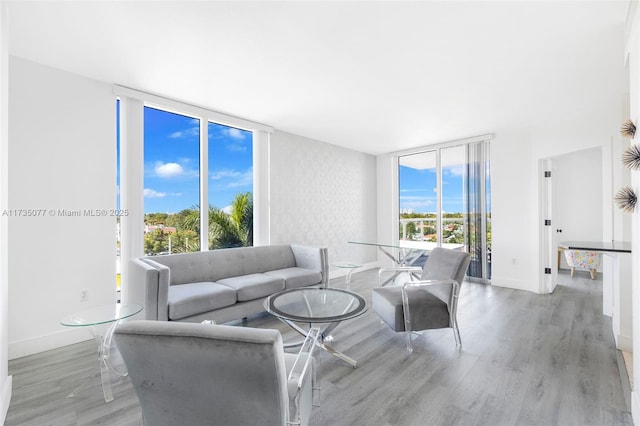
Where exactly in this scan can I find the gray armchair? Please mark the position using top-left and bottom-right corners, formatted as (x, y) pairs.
(371, 247), (472, 352)
(114, 320), (319, 426)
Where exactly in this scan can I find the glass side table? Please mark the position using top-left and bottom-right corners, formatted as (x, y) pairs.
(332, 262), (362, 290)
(60, 303), (143, 402)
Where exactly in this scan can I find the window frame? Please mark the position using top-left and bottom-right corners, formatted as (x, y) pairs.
(393, 134), (492, 283)
(115, 86), (273, 290)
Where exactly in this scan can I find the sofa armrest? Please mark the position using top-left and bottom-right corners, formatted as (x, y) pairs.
(126, 259), (157, 320)
(141, 258), (171, 321)
(290, 245), (329, 288)
(127, 258), (170, 321)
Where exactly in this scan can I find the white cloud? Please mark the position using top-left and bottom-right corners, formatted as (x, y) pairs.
(155, 162), (184, 178)
(210, 169), (242, 180)
(144, 188), (182, 198)
(169, 125), (200, 139)
(226, 143), (247, 152)
(400, 195), (436, 209)
(225, 128), (245, 140)
(210, 167), (253, 188)
(144, 188), (167, 198)
(400, 188), (431, 193)
(444, 165), (465, 177)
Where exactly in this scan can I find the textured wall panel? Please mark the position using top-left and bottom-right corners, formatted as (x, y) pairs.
(270, 131), (377, 266)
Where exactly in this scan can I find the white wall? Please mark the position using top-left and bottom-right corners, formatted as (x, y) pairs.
(1, 2), (11, 423)
(486, 131), (539, 291)
(8, 57), (116, 358)
(490, 115), (624, 293)
(269, 130), (378, 275)
(625, 1), (640, 421)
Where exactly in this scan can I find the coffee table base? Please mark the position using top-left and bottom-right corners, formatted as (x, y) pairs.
(278, 318), (358, 368)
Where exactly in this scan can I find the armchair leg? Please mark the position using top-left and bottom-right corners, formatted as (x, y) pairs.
(405, 331), (413, 352)
(451, 313), (462, 347)
(453, 326), (462, 347)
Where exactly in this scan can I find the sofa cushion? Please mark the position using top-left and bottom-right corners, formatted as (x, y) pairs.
(371, 285), (450, 332)
(265, 268), (322, 290)
(218, 274), (285, 302)
(168, 282), (237, 320)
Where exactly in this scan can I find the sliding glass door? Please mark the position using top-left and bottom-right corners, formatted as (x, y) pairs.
(398, 140), (491, 283)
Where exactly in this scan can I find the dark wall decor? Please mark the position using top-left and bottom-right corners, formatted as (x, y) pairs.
(615, 185), (637, 213)
(622, 144), (640, 170)
(621, 119), (636, 139)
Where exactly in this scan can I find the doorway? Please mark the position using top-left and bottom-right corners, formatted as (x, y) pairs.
(539, 147), (604, 293)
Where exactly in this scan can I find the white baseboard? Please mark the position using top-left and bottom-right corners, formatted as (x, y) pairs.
(1, 374), (11, 425)
(632, 390), (640, 425)
(616, 332), (634, 353)
(9, 327), (91, 360)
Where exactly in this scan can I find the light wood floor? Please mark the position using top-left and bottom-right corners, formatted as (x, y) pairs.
(5, 269), (633, 426)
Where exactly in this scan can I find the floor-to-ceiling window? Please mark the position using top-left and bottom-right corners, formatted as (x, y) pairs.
(143, 106), (202, 255)
(140, 108), (256, 255)
(398, 138), (491, 282)
(115, 87), (271, 293)
(115, 89), (268, 262)
(398, 150), (438, 244)
(207, 122), (253, 249)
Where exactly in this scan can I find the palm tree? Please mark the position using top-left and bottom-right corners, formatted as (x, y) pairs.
(228, 192), (253, 246)
(208, 192), (253, 249)
(164, 193), (253, 250)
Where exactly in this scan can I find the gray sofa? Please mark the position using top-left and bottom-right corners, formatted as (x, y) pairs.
(126, 244), (328, 324)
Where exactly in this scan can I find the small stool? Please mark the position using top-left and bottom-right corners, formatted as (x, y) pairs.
(563, 249), (602, 280)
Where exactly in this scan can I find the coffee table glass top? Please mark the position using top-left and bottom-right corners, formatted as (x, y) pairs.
(60, 303), (143, 327)
(265, 288), (367, 323)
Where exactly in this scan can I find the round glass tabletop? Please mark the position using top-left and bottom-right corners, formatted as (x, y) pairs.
(265, 288), (367, 323)
(60, 303), (143, 327)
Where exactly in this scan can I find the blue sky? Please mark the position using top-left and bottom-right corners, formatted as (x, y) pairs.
(142, 106), (253, 214)
(399, 164), (465, 213)
(116, 102), (488, 215)
(399, 150), (492, 214)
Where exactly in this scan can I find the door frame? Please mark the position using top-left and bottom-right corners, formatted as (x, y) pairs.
(539, 158), (558, 294)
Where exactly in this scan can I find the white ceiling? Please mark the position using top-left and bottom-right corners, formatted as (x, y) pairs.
(6, 0), (630, 155)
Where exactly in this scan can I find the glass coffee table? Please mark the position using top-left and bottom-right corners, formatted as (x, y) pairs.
(265, 287), (367, 368)
(60, 303), (143, 402)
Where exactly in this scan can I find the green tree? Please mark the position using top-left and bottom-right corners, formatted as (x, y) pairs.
(144, 228), (168, 255)
(170, 229), (199, 253)
(144, 192), (254, 255)
(208, 192), (253, 249)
